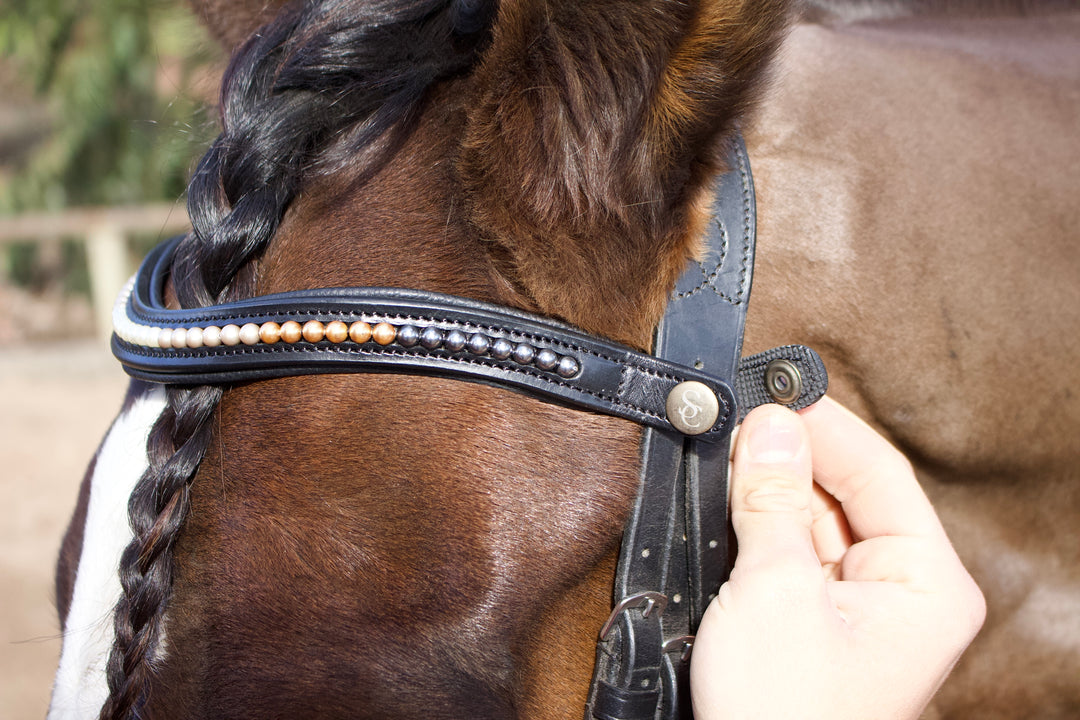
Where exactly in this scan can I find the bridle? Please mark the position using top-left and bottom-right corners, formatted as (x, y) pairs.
(582, 136), (825, 720)
(111, 135), (827, 719)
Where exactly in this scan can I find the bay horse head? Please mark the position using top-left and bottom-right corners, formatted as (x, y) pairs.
(52, 1), (798, 717)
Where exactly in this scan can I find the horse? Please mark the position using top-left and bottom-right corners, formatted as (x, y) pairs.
(49, 0), (1080, 718)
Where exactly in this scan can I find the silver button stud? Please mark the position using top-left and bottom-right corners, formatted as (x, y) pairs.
(666, 381), (720, 435)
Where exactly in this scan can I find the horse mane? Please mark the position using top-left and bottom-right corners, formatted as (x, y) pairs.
(99, 2), (498, 717)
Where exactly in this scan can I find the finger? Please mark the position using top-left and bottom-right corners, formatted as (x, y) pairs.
(810, 481), (852, 575)
(840, 533), (976, 599)
(729, 404), (819, 574)
(800, 397), (945, 542)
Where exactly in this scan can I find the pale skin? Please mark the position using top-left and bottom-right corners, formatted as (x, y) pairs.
(691, 397), (986, 720)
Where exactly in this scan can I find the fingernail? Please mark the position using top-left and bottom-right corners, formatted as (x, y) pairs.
(745, 411), (802, 464)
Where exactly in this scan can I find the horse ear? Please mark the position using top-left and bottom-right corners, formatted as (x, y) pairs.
(460, 0), (792, 348)
(186, 0), (292, 49)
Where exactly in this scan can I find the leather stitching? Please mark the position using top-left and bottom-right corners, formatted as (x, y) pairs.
(670, 146), (752, 306)
(116, 338), (734, 434)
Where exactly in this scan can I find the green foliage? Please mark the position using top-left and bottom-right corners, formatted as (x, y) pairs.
(0, 0), (221, 213)
(4, 239), (89, 294)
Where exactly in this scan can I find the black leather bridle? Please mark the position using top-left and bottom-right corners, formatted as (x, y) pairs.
(111, 135), (827, 720)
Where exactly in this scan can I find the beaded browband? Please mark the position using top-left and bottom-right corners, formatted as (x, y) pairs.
(112, 235), (826, 443)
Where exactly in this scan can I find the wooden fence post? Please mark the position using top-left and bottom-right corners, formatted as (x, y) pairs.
(0, 204), (190, 342)
(86, 224), (129, 341)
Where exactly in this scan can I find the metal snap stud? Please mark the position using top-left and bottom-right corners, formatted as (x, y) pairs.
(665, 381), (720, 435)
(764, 359), (802, 404)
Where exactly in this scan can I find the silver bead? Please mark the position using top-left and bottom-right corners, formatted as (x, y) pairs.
(467, 333), (490, 355)
(445, 330), (467, 352)
(420, 327), (444, 350)
(512, 343), (535, 365)
(397, 325), (420, 347)
(491, 339), (514, 360)
(536, 349), (558, 371)
(557, 356), (580, 378)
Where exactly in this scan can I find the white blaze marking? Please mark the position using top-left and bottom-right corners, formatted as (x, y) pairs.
(49, 387), (166, 719)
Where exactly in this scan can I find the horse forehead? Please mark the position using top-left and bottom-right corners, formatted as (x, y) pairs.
(150, 374), (639, 711)
(199, 374), (639, 562)
(258, 83), (504, 302)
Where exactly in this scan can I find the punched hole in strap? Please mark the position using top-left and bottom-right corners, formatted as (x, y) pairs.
(598, 591), (668, 641)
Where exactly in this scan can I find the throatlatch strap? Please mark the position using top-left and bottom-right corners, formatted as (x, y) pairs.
(585, 135), (812, 720)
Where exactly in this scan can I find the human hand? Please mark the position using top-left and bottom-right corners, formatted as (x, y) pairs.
(690, 396), (985, 720)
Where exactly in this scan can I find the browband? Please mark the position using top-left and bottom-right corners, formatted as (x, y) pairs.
(111, 236), (826, 442)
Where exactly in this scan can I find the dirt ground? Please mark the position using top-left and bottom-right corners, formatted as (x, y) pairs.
(1, 340), (129, 718)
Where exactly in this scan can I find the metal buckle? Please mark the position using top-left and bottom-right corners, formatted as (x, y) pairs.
(598, 591), (669, 641)
(662, 635), (695, 662)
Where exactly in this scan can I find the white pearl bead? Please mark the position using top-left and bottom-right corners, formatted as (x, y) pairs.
(203, 326), (221, 347)
(171, 327), (188, 349)
(158, 328), (174, 349)
(186, 327), (204, 349)
(239, 323), (261, 346)
(220, 324), (241, 346)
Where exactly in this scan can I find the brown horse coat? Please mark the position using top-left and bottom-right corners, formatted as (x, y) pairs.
(745, 13), (1080, 718)
(53, 1), (1079, 718)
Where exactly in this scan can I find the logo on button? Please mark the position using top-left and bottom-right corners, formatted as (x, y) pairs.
(666, 381), (720, 435)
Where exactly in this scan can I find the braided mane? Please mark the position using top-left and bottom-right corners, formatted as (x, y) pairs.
(99, 2), (496, 717)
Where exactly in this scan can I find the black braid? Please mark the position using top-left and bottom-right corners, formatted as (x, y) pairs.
(99, 385), (222, 720)
(98, 1), (497, 717)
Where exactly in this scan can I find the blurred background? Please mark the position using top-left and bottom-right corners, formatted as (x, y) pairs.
(0, 1), (220, 715)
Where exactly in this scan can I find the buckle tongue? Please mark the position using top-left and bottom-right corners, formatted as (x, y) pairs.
(598, 591), (669, 641)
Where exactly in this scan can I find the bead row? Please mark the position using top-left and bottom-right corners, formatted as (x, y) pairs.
(112, 278), (581, 378)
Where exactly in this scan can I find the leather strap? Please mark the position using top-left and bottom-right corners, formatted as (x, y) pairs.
(586, 135), (784, 720)
(112, 239), (826, 444)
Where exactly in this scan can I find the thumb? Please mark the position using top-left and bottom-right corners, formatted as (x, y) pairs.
(729, 404), (817, 574)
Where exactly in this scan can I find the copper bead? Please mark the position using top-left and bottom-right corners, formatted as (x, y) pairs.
(280, 321), (303, 344)
(372, 322), (396, 346)
(259, 322), (282, 345)
(349, 321), (372, 343)
(302, 320), (325, 343)
(325, 320), (349, 343)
